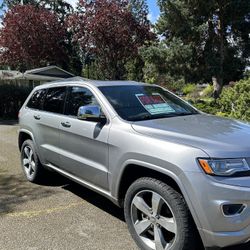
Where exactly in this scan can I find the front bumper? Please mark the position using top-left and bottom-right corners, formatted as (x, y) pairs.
(200, 225), (250, 248)
(181, 172), (250, 248)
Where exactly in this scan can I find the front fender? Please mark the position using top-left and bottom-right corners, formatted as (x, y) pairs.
(111, 158), (204, 240)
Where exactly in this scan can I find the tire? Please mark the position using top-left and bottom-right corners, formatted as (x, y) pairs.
(20, 139), (47, 183)
(124, 177), (202, 250)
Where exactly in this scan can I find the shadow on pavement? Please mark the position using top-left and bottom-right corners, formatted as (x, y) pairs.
(0, 170), (68, 215)
(0, 120), (18, 125)
(224, 242), (250, 250)
(38, 171), (70, 187)
(1, 168), (250, 249)
(63, 181), (125, 222)
(63, 180), (250, 250)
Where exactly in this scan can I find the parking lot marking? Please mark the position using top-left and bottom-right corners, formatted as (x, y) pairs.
(1, 201), (85, 218)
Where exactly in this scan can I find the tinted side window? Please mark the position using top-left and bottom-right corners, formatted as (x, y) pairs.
(27, 89), (47, 110)
(65, 87), (99, 116)
(43, 87), (66, 114)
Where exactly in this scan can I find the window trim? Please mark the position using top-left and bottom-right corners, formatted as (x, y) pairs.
(42, 86), (67, 115)
(64, 86), (101, 118)
(25, 84), (112, 122)
(26, 88), (48, 111)
(62, 85), (110, 122)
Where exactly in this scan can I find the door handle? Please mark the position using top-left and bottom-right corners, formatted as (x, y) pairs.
(34, 114), (41, 120)
(61, 122), (71, 128)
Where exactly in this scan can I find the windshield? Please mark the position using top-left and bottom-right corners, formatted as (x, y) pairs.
(99, 85), (198, 121)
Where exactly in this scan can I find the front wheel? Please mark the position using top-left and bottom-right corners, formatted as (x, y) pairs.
(124, 177), (201, 250)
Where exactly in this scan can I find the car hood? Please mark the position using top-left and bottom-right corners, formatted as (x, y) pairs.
(131, 114), (250, 158)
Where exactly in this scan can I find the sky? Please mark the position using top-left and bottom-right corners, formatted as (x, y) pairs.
(65, 0), (160, 23)
(0, 0), (160, 23)
(146, 0), (160, 24)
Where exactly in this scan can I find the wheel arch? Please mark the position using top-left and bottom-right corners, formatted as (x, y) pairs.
(18, 129), (35, 151)
(116, 162), (183, 205)
(115, 161), (204, 243)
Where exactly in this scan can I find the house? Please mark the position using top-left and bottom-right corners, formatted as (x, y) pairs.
(0, 66), (74, 88)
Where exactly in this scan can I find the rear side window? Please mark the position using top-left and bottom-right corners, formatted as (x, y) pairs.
(65, 86), (99, 117)
(27, 89), (47, 110)
(43, 87), (66, 114)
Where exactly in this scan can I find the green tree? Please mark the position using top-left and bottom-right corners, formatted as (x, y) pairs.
(1, 0), (35, 8)
(219, 78), (250, 121)
(128, 0), (149, 25)
(39, 1), (82, 75)
(125, 56), (145, 82)
(156, 0), (250, 97)
(125, 0), (151, 81)
(139, 39), (192, 87)
(39, 0), (73, 23)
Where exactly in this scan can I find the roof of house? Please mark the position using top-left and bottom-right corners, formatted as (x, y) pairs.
(0, 66), (75, 81)
(25, 66), (74, 78)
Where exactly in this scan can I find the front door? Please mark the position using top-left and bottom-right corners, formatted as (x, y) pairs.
(59, 86), (110, 190)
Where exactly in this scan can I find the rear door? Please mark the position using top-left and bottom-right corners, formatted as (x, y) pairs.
(24, 88), (47, 161)
(37, 86), (67, 166)
(59, 86), (110, 190)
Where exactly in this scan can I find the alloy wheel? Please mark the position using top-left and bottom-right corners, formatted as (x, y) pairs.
(131, 190), (177, 250)
(22, 146), (36, 178)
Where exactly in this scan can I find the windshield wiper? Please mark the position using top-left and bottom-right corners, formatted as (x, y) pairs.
(130, 112), (197, 121)
(130, 113), (177, 121)
(172, 112), (196, 117)
(129, 113), (152, 121)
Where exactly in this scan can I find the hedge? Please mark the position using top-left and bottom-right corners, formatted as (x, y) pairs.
(218, 78), (250, 122)
(0, 84), (32, 119)
(192, 77), (250, 122)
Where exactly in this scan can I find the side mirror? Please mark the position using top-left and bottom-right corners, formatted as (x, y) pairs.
(77, 105), (106, 123)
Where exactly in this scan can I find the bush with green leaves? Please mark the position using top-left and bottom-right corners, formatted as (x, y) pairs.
(201, 84), (214, 97)
(219, 78), (250, 122)
(182, 84), (196, 95)
(192, 99), (219, 115)
(0, 83), (32, 119)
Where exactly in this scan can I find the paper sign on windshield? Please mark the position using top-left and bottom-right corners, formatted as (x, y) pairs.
(136, 93), (175, 115)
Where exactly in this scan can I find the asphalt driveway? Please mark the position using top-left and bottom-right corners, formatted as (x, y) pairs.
(0, 123), (249, 250)
(0, 123), (137, 250)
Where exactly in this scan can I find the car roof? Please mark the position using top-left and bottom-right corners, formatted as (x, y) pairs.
(35, 77), (152, 89)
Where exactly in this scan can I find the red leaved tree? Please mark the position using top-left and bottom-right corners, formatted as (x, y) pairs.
(0, 4), (68, 71)
(68, 0), (153, 80)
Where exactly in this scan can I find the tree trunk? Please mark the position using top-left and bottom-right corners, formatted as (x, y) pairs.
(212, 76), (223, 99)
(213, 2), (225, 99)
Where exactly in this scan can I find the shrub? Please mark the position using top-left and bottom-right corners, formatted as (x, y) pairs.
(193, 99), (219, 115)
(201, 84), (214, 97)
(219, 78), (250, 122)
(164, 78), (185, 92)
(182, 83), (197, 95)
(0, 84), (32, 119)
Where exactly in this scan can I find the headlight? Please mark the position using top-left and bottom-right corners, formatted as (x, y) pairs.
(198, 158), (250, 176)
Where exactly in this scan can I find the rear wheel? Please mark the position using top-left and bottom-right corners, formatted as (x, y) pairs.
(21, 139), (47, 183)
(124, 177), (201, 250)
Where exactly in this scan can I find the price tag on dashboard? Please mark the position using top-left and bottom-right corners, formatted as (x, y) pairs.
(136, 93), (175, 115)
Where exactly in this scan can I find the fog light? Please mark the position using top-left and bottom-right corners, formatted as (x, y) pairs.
(222, 204), (246, 216)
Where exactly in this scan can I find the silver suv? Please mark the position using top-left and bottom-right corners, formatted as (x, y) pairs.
(19, 78), (250, 250)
